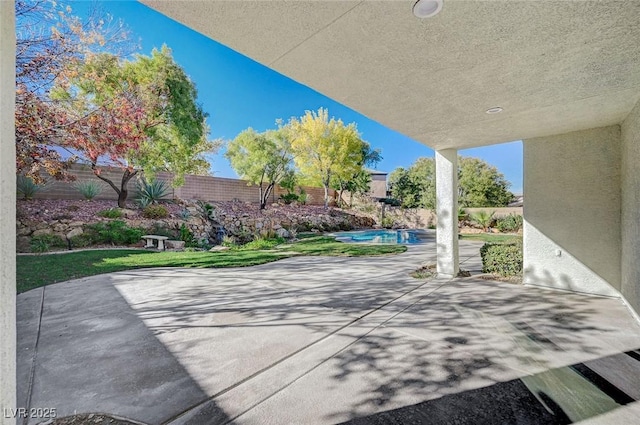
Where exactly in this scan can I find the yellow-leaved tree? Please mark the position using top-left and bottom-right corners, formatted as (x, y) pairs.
(289, 108), (366, 208)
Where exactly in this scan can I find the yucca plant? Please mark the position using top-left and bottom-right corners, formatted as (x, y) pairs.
(17, 175), (47, 200)
(471, 210), (495, 232)
(73, 180), (103, 200)
(136, 179), (171, 205)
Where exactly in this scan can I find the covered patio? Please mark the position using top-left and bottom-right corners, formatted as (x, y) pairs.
(2, 0), (640, 423)
(15, 243), (640, 424)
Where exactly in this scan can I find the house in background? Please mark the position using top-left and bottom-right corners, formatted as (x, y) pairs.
(367, 169), (388, 200)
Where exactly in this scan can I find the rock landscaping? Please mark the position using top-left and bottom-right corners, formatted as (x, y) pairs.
(16, 199), (376, 253)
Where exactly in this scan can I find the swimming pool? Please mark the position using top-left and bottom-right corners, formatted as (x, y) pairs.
(329, 229), (432, 244)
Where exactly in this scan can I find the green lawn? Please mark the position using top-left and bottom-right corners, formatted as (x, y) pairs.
(16, 236), (406, 293)
(459, 233), (522, 244)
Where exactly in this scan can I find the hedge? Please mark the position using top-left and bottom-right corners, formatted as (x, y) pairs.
(479, 241), (523, 276)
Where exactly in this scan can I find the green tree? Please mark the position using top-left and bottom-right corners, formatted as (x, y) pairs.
(52, 46), (217, 207)
(289, 108), (366, 208)
(458, 157), (514, 207)
(388, 157), (436, 209)
(389, 156), (513, 209)
(332, 144), (382, 207)
(225, 123), (295, 209)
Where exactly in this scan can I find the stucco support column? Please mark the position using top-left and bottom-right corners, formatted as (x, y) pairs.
(436, 149), (459, 278)
(1, 1), (16, 423)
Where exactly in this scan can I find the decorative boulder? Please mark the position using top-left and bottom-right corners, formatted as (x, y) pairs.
(165, 240), (185, 250)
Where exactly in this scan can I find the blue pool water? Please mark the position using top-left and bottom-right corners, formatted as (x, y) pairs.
(330, 229), (430, 244)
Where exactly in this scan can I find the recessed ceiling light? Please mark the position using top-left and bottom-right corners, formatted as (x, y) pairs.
(485, 107), (503, 114)
(413, 0), (443, 18)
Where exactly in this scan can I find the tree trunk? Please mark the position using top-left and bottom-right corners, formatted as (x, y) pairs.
(261, 183), (275, 210)
(118, 169), (138, 208)
(323, 184), (329, 209)
(92, 163), (137, 208)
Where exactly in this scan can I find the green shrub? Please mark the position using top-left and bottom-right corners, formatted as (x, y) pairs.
(480, 241), (523, 276)
(85, 221), (143, 245)
(142, 204), (169, 219)
(69, 233), (95, 248)
(179, 223), (198, 247)
(98, 208), (123, 219)
(496, 214), (523, 233)
(196, 200), (216, 220)
(381, 216), (395, 229)
(280, 193), (299, 205)
(30, 234), (66, 253)
(73, 180), (103, 200)
(17, 175), (47, 200)
(240, 236), (285, 251)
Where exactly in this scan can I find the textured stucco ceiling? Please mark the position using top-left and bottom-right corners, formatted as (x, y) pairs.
(141, 0), (640, 150)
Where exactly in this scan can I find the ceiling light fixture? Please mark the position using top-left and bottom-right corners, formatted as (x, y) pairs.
(485, 107), (503, 114)
(413, 0), (443, 18)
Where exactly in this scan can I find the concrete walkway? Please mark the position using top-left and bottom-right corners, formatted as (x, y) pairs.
(17, 241), (640, 424)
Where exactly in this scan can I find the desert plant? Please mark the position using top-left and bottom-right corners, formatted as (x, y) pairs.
(98, 208), (123, 219)
(496, 214), (523, 233)
(458, 207), (468, 222)
(136, 179), (171, 205)
(73, 180), (103, 200)
(480, 241), (523, 276)
(178, 208), (191, 220)
(142, 204), (169, 219)
(17, 175), (47, 200)
(470, 210), (495, 232)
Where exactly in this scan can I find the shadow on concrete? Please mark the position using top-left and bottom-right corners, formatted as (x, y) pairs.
(338, 349), (640, 425)
(17, 280), (234, 425)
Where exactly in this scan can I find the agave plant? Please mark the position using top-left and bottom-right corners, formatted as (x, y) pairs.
(136, 179), (171, 205)
(73, 180), (104, 200)
(17, 175), (47, 200)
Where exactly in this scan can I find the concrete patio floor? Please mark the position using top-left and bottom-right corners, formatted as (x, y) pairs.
(16, 241), (640, 425)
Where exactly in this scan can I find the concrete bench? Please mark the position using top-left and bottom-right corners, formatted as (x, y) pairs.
(141, 235), (169, 250)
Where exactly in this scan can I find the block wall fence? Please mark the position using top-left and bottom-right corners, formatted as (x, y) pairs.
(31, 164), (335, 206)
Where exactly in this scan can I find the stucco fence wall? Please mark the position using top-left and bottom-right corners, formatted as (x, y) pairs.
(376, 206), (523, 229)
(31, 164), (335, 206)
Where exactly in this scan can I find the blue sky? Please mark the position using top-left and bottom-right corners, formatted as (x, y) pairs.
(70, 1), (523, 194)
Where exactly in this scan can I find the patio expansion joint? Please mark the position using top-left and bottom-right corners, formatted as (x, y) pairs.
(22, 286), (46, 425)
(163, 277), (450, 425)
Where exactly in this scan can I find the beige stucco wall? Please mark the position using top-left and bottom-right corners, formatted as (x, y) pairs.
(523, 126), (621, 297)
(621, 99), (640, 314)
(1, 1), (16, 422)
